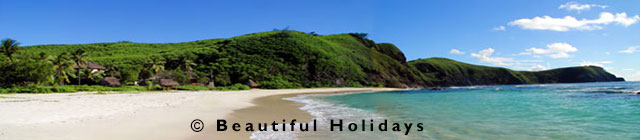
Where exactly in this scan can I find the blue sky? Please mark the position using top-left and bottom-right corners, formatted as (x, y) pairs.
(1, 0), (639, 80)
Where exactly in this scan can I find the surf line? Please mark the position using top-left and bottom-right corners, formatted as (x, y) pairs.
(217, 119), (424, 135)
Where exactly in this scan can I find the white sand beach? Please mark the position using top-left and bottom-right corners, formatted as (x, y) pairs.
(0, 88), (398, 140)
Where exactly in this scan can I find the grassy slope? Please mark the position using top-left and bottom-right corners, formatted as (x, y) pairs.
(409, 57), (624, 86)
(20, 31), (425, 88)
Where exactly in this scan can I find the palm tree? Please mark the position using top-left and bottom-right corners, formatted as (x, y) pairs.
(71, 49), (88, 85)
(82, 68), (104, 83)
(179, 57), (197, 82)
(51, 53), (74, 86)
(146, 57), (165, 74)
(104, 63), (119, 77)
(37, 52), (50, 61)
(1, 39), (20, 61)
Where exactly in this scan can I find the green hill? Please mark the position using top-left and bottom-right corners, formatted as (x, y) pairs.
(19, 31), (427, 88)
(13, 31), (623, 88)
(409, 57), (624, 86)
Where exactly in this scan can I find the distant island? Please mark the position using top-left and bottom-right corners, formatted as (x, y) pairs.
(0, 30), (624, 93)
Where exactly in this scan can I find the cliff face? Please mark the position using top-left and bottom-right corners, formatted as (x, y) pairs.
(409, 58), (625, 86)
(21, 31), (624, 88)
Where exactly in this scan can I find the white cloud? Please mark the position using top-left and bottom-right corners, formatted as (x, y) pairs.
(522, 42), (578, 58)
(511, 59), (548, 71)
(529, 64), (548, 71)
(449, 49), (465, 55)
(492, 26), (506, 31)
(512, 61), (549, 71)
(471, 48), (514, 66)
(472, 48), (548, 71)
(580, 61), (613, 67)
(623, 68), (634, 71)
(508, 12), (640, 31)
(559, 1), (607, 12)
(618, 46), (637, 54)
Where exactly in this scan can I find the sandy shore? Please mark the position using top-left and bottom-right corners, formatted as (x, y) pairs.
(0, 88), (399, 140)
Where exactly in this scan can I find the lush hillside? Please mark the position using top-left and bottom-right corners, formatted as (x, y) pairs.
(11, 31), (623, 89)
(409, 57), (624, 86)
(19, 31), (427, 88)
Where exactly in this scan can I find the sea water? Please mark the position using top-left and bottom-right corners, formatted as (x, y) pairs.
(251, 82), (640, 139)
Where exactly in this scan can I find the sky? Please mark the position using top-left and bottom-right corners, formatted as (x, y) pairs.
(1, 0), (639, 80)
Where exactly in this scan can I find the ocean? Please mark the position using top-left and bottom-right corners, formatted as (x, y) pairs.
(251, 82), (640, 139)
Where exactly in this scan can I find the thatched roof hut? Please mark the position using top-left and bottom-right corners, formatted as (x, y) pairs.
(100, 77), (121, 86)
(159, 79), (179, 87)
(74, 61), (105, 70)
(246, 79), (258, 88)
(147, 72), (171, 81)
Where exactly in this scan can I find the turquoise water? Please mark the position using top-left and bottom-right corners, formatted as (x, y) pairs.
(251, 82), (640, 139)
(315, 82), (640, 139)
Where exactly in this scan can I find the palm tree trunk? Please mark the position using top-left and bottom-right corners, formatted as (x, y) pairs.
(77, 70), (81, 85)
(58, 72), (64, 86)
(209, 71), (215, 88)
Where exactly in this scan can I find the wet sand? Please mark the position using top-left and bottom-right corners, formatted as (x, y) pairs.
(194, 89), (399, 140)
(196, 94), (314, 139)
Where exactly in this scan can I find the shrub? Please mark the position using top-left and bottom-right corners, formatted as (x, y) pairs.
(53, 86), (77, 93)
(119, 66), (141, 84)
(114, 86), (147, 91)
(176, 85), (210, 91)
(146, 81), (154, 91)
(0, 88), (9, 94)
(0, 85), (54, 93)
(216, 83), (250, 91)
(258, 76), (301, 89)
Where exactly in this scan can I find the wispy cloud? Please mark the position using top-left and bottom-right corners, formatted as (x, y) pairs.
(528, 64), (548, 71)
(559, 1), (607, 13)
(580, 61), (613, 67)
(471, 48), (514, 66)
(449, 49), (465, 55)
(521, 43), (578, 58)
(618, 46), (637, 54)
(508, 12), (640, 31)
(471, 48), (549, 71)
(513, 61), (549, 71)
(492, 26), (506, 31)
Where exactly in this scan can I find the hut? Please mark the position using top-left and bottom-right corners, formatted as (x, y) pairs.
(246, 79), (258, 88)
(74, 61), (105, 73)
(143, 71), (200, 85)
(159, 79), (179, 90)
(100, 77), (121, 87)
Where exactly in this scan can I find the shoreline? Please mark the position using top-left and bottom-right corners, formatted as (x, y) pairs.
(0, 88), (401, 140)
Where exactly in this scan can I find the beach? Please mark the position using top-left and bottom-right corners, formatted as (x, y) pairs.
(0, 88), (398, 140)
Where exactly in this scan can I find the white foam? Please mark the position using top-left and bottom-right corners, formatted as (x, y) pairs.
(448, 85), (486, 89)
